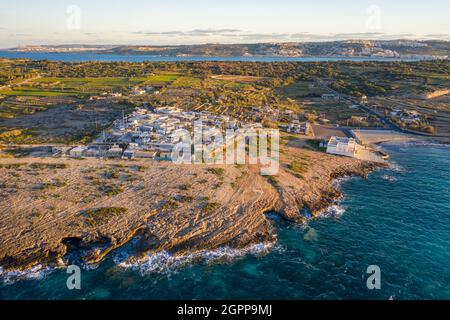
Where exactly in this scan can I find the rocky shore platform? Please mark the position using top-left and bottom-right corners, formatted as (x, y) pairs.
(0, 141), (383, 272)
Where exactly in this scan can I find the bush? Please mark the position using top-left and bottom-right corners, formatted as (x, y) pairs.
(30, 163), (68, 170)
(98, 184), (124, 196)
(206, 168), (225, 177)
(266, 176), (279, 188)
(177, 195), (194, 203)
(84, 207), (127, 226)
(103, 169), (120, 179)
(162, 199), (179, 211)
(179, 183), (191, 191)
(33, 179), (67, 191)
(201, 202), (219, 214)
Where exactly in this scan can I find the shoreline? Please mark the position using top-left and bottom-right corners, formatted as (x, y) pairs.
(2, 134), (449, 300)
(0, 142), (383, 277)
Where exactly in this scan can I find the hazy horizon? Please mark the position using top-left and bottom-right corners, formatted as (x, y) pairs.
(0, 0), (449, 49)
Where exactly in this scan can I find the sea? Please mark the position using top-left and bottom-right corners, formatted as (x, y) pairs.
(0, 51), (425, 63)
(1, 142), (449, 300)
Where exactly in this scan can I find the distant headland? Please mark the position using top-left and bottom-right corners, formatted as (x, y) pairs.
(6, 40), (449, 59)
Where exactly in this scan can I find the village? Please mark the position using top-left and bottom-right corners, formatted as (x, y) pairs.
(52, 105), (273, 161)
(48, 99), (389, 164)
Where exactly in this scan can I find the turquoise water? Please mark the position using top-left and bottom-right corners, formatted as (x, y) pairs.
(1, 142), (450, 300)
(0, 51), (423, 63)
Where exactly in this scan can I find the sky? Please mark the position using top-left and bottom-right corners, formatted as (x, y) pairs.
(0, 0), (449, 48)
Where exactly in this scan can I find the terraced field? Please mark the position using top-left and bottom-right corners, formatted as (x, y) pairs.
(0, 72), (182, 98)
(0, 87), (85, 97)
(276, 80), (327, 98)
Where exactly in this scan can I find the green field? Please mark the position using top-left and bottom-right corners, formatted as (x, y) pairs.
(171, 76), (203, 88)
(0, 87), (83, 97)
(0, 73), (182, 97)
(144, 73), (180, 85)
(28, 77), (147, 92)
(276, 81), (327, 99)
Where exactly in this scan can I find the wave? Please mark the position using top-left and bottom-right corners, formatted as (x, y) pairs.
(382, 140), (450, 149)
(0, 264), (54, 285)
(1, 241), (276, 282)
(321, 177), (350, 219)
(0, 256), (100, 285)
(388, 161), (406, 173)
(321, 204), (346, 218)
(115, 242), (275, 275)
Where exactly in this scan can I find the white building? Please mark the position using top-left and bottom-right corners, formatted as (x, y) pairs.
(132, 87), (146, 95)
(326, 136), (357, 157)
(84, 147), (100, 157)
(69, 146), (88, 158)
(52, 146), (72, 156)
(107, 145), (123, 158)
(287, 121), (311, 135)
(359, 95), (368, 104)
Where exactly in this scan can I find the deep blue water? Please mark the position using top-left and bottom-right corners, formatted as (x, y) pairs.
(0, 51), (423, 63)
(1, 142), (449, 300)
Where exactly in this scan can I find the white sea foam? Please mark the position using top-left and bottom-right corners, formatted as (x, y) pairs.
(0, 258), (98, 285)
(1, 242), (275, 281)
(382, 140), (450, 149)
(321, 204), (346, 218)
(0, 264), (54, 285)
(116, 242), (274, 275)
(320, 178), (350, 219)
(332, 176), (353, 188)
(388, 161), (405, 173)
(381, 174), (398, 182)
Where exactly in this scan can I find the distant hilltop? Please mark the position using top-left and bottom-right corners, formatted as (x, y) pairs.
(7, 40), (450, 58)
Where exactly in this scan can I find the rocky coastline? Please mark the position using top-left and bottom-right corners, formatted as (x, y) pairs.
(0, 144), (384, 274)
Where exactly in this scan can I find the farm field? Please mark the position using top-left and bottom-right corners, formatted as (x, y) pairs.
(0, 95), (79, 119)
(302, 100), (369, 123)
(276, 81), (327, 98)
(0, 59), (449, 142)
(145, 72), (180, 84)
(0, 70), (185, 134)
(0, 87), (85, 97)
(0, 72), (183, 97)
(210, 75), (266, 83)
(0, 99), (131, 144)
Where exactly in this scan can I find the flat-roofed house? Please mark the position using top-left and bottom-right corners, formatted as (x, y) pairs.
(69, 146), (88, 158)
(122, 148), (134, 159)
(85, 147), (100, 157)
(326, 136), (357, 158)
(107, 145), (123, 158)
(287, 121), (311, 135)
